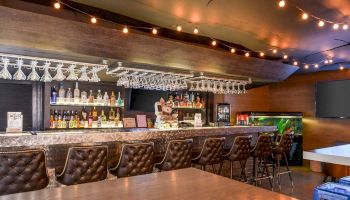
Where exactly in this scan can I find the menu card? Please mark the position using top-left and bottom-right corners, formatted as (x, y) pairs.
(194, 113), (202, 127)
(123, 118), (136, 128)
(136, 115), (147, 128)
(6, 112), (23, 133)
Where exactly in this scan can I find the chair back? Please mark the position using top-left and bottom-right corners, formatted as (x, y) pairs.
(274, 132), (294, 155)
(226, 136), (252, 161)
(110, 142), (154, 177)
(251, 134), (273, 158)
(194, 137), (225, 165)
(157, 139), (193, 171)
(57, 146), (108, 185)
(0, 149), (49, 196)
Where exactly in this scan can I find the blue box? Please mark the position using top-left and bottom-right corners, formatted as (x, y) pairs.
(314, 182), (350, 200)
(340, 177), (350, 186)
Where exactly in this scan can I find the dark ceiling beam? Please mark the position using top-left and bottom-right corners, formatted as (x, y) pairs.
(0, 1), (298, 82)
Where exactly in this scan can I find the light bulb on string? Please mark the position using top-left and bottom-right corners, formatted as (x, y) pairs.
(211, 40), (217, 46)
(272, 49), (278, 54)
(301, 13), (309, 20)
(340, 66), (344, 70)
(90, 17), (97, 24)
(329, 59), (333, 63)
(325, 60), (329, 64)
(278, 0), (286, 8)
(245, 52), (250, 57)
(176, 25), (182, 32)
(193, 27), (199, 34)
(152, 28), (158, 35)
(54, 2), (61, 9)
(283, 55), (288, 59)
(123, 26), (128, 34)
(230, 48), (236, 53)
(343, 24), (348, 30)
(293, 61), (298, 66)
(314, 64), (319, 68)
(260, 52), (264, 57)
(318, 20), (325, 27)
(333, 23), (339, 30)
(304, 64), (309, 69)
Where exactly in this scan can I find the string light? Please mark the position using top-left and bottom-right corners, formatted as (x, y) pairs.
(245, 52), (250, 57)
(176, 25), (182, 32)
(325, 60), (329, 64)
(333, 24), (339, 30)
(211, 40), (217, 46)
(122, 26), (128, 34)
(273, 49), (278, 54)
(283, 55), (288, 59)
(193, 27), (199, 34)
(343, 24), (349, 30)
(318, 20), (325, 27)
(340, 66), (344, 70)
(90, 17), (97, 24)
(152, 28), (158, 35)
(278, 0), (286, 8)
(260, 52), (264, 57)
(301, 13), (308, 20)
(54, 2), (61, 9)
(304, 64), (309, 69)
(314, 64), (319, 68)
(329, 59), (333, 63)
(293, 61), (298, 66)
(230, 48), (236, 53)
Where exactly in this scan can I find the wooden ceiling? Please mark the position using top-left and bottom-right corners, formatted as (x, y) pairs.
(0, 0), (298, 84)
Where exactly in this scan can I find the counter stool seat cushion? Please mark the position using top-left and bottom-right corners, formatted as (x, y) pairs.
(56, 146), (108, 186)
(192, 137), (225, 166)
(0, 149), (49, 196)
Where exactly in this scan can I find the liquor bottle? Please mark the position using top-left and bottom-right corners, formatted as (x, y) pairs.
(51, 86), (57, 104)
(108, 107), (115, 121)
(81, 106), (87, 121)
(190, 92), (195, 107)
(97, 116), (102, 128)
(88, 111), (93, 128)
(57, 111), (62, 129)
(88, 90), (94, 103)
(92, 106), (98, 121)
(66, 88), (73, 103)
(110, 91), (116, 106)
(53, 110), (58, 128)
(81, 91), (87, 103)
(73, 82), (80, 103)
(97, 89), (103, 104)
(117, 92), (123, 107)
(66, 110), (70, 128)
(101, 109), (107, 121)
(115, 108), (120, 122)
(50, 110), (54, 128)
(174, 92), (180, 107)
(58, 83), (65, 103)
(75, 110), (80, 128)
(70, 110), (75, 128)
(103, 92), (109, 106)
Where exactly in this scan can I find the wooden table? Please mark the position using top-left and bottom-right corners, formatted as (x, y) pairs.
(0, 168), (296, 200)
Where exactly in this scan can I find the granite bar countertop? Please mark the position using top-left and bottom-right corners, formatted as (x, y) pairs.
(0, 126), (277, 147)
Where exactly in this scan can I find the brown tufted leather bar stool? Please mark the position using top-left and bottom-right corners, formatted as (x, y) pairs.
(0, 149), (49, 196)
(56, 146), (108, 186)
(223, 136), (252, 181)
(109, 142), (154, 178)
(273, 132), (294, 190)
(154, 139), (193, 172)
(192, 137), (225, 174)
(250, 134), (274, 189)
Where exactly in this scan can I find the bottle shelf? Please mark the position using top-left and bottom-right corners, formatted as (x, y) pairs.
(172, 107), (206, 110)
(50, 101), (124, 108)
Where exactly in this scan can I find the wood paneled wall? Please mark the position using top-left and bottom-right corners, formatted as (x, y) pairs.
(219, 70), (350, 150)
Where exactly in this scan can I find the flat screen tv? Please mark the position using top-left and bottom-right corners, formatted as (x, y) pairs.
(129, 89), (169, 112)
(316, 80), (350, 118)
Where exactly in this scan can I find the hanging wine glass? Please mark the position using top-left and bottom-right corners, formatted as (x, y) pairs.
(89, 67), (100, 82)
(13, 59), (26, 80)
(53, 63), (66, 81)
(242, 83), (248, 94)
(66, 64), (78, 81)
(0, 58), (12, 80)
(40, 62), (53, 82)
(27, 60), (40, 81)
(78, 66), (89, 81)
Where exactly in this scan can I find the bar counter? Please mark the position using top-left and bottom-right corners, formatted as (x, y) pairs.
(0, 126), (276, 170)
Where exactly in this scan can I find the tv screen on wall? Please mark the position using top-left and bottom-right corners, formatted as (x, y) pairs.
(316, 80), (350, 118)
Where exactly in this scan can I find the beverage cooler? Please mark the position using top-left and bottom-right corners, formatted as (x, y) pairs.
(236, 112), (303, 166)
(216, 103), (231, 126)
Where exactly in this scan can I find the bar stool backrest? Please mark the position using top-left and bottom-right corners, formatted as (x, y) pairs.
(157, 139), (193, 171)
(57, 146), (108, 185)
(251, 134), (273, 158)
(194, 137), (225, 165)
(227, 136), (252, 161)
(0, 149), (49, 196)
(110, 142), (154, 178)
(274, 132), (294, 155)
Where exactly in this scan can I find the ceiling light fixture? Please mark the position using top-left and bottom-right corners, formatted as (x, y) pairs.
(314, 64), (319, 68)
(283, 55), (288, 59)
(211, 40), (217, 46)
(333, 23), (339, 30)
(230, 48), (236, 53)
(176, 25), (182, 32)
(123, 26), (128, 34)
(54, 2), (60, 9)
(318, 20), (325, 27)
(193, 27), (199, 34)
(343, 24), (349, 30)
(278, 0), (286, 8)
(152, 28), (158, 35)
(245, 52), (250, 57)
(260, 52), (265, 57)
(301, 13), (309, 20)
(293, 61), (298, 66)
(90, 17), (97, 24)
(340, 66), (344, 70)
(304, 64), (309, 69)
(272, 49), (278, 54)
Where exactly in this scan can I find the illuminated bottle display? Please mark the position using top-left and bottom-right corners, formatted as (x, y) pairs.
(73, 82), (80, 103)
